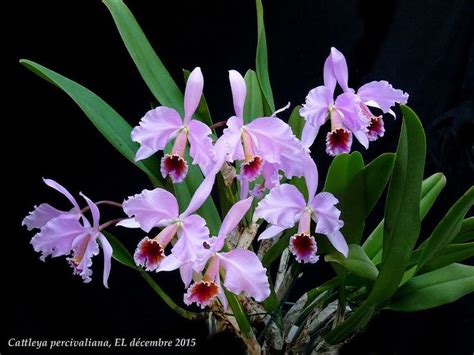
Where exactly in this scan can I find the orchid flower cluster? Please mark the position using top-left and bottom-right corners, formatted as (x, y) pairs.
(23, 48), (407, 310)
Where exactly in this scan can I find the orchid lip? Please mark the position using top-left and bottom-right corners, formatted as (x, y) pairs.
(241, 156), (264, 181)
(160, 154), (189, 183)
(289, 233), (319, 264)
(326, 128), (352, 156)
(134, 237), (166, 272)
(184, 280), (220, 309)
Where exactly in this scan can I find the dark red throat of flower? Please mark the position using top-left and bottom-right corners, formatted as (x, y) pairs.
(289, 233), (319, 264)
(241, 156), (264, 181)
(326, 128), (352, 156)
(161, 154), (188, 183)
(134, 237), (165, 272)
(367, 116), (385, 141)
(184, 281), (219, 309)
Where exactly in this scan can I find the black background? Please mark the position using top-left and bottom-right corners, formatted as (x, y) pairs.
(6, 0), (473, 354)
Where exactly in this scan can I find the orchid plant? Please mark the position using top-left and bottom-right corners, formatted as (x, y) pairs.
(21, 1), (473, 353)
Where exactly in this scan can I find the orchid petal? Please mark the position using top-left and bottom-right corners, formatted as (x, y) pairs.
(323, 56), (337, 94)
(299, 86), (332, 128)
(329, 47), (350, 92)
(326, 230), (349, 257)
(131, 107), (183, 161)
(123, 189), (179, 233)
(172, 215), (209, 264)
(69, 233), (100, 283)
(179, 262), (194, 288)
(218, 249), (270, 302)
(43, 178), (80, 210)
(183, 67), (204, 124)
(116, 218), (141, 229)
(254, 184), (305, 228)
(187, 119), (215, 175)
(301, 121), (320, 149)
(334, 93), (368, 133)
(303, 156), (319, 202)
(310, 192), (343, 235)
(31, 214), (84, 261)
(357, 80), (409, 113)
(353, 129), (370, 149)
(258, 224), (286, 241)
(229, 70), (246, 118)
(219, 197), (253, 238)
(180, 172), (216, 218)
(219, 116), (244, 162)
(246, 117), (302, 164)
(98, 233), (113, 288)
(156, 253), (183, 272)
(216, 274), (228, 310)
(22, 203), (64, 231)
(80, 193), (100, 230)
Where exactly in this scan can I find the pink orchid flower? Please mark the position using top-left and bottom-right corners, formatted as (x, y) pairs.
(218, 70), (305, 189)
(255, 158), (348, 263)
(131, 67), (215, 182)
(121, 171), (217, 287)
(183, 197), (270, 309)
(25, 180), (113, 288)
(300, 48), (408, 154)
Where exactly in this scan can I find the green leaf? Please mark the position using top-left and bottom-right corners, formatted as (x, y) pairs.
(288, 105), (304, 139)
(452, 217), (474, 243)
(417, 186), (474, 270)
(255, 0), (275, 115)
(262, 227), (295, 267)
(387, 263), (474, 312)
(365, 172), (447, 263)
(363, 153), (395, 216)
(224, 288), (253, 337)
(103, 0), (183, 114)
(243, 69), (264, 123)
(183, 69), (213, 127)
(420, 243), (474, 273)
(368, 105), (426, 305)
(102, 232), (202, 320)
(325, 245), (379, 281)
(324, 152), (365, 246)
(20, 59), (163, 187)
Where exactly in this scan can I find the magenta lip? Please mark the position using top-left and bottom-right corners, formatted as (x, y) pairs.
(241, 156), (264, 181)
(367, 116), (385, 141)
(326, 128), (352, 156)
(184, 280), (219, 308)
(161, 154), (189, 183)
(289, 233), (319, 264)
(134, 237), (165, 271)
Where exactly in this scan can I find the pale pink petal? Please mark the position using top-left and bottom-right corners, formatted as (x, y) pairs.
(179, 262), (194, 288)
(258, 224), (286, 241)
(22, 203), (64, 231)
(303, 156), (319, 202)
(309, 192), (343, 235)
(229, 70), (247, 118)
(323, 56), (337, 94)
(335, 93), (368, 133)
(299, 86), (332, 128)
(254, 184), (306, 228)
(31, 214), (84, 261)
(172, 215), (209, 264)
(131, 107), (183, 161)
(261, 162), (280, 189)
(123, 189), (179, 233)
(219, 116), (244, 162)
(239, 177), (250, 200)
(218, 249), (270, 302)
(156, 253), (183, 272)
(180, 172), (216, 218)
(246, 117), (302, 165)
(188, 119), (216, 175)
(68, 233), (100, 283)
(352, 129), (369, 149)
(215, 274), (228, 310)
(301, 121), (320, 149)
(116, 218), (141, 229)
(80, 193), (100, 229)
(219, 197), (253, 238)
(278, 149), (306, 179)
(357, 80), (409, 113)
(183, 67), (204, 124)
(43, 178), (80, 210)
(329, 47), (350, 92)
(98, 233), (113, 288)
(326, 230), (349, 257)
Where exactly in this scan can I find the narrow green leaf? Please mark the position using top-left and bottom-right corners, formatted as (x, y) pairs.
(368, 105), (426, 304)
(325, 245), (379, 281)
(183, 69), (213, 127)
(224, 288), (253, 337)
(103, 0), (183, 113)
(324, 152), (365, 245)
(255, 0), (275, 115)
(20, 59), (163, 187)
(288, 105), (304, 139)
(387, 263), (474, 312)
(452, 217), (474, 243)
(102, 232), (202, 320)
(363, 153), (395, 216)
(420, 243), (474, 273)
(243, 69), (264, 123)
(417, 186), (474, 270)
